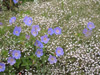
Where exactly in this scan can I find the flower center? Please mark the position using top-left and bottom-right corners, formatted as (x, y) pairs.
(89, 24), (92, 28)
(29, 20), (31, 24)
(37, 51), (41, 54)
(15, 53), (18, 56)
(48, 31), (51, 33)
(86, 31), (89, 34)
(44, 37), (47, 40)
(33, 31), (36, 34)
(56, 29), (59, 33)
(51, 57), (54, 61)
(15, 31), (18, 34)
(10, 58), (14, 62)
(35, 27), (37, 31)
(0, 65), (2, 69)
(12, 19), (15, 23)
(57, 50), (61, 53)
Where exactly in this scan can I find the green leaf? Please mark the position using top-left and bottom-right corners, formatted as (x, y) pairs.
(1, 50), (8, 58)
(24, 10), (31, 15)
(14, 59), (21, 68)
(18, 15), (23, 19)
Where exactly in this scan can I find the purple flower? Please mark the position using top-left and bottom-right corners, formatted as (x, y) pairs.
(7, 57), (16, 65)
(13, 26), (21, 36)
(55, 47), (64, 56)
(54, 27), (61, 35)
(13, 0), (19, 4)
(0, 22), (3, 25)
(12, 50), (21, 59)
(48, 28), (54, 35)
(41, 35), (50, 44)
(35, 49), (43, 58)
(34, 40), (44, 48)
(24, 17), (32, 26)
(48, 55), (57, 64)
(26, 35), (30, 40)
(32, 25), (41, 32)
(83, 28), (92, 37)
(9, 49), (13, 54)
(0, 63), (5, 72)
(31, 29), (38, 37)
(9, 17), (16, 24)
(23, 16), (28, 23)
(87, 22), (95, 30)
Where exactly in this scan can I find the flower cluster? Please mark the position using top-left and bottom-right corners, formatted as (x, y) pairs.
(23, 16), (33, 26)
(34, 40), (44, 48)
(7, 50), (21, 66)
(0, 49), (21, 72)
(12, 16), (63, 64)
(31, 25), (41, 37)
(83, 22), (95, 37)
(0, 15), (64, 72)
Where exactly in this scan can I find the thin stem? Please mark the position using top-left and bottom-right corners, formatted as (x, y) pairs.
(10, 0), (12, 6)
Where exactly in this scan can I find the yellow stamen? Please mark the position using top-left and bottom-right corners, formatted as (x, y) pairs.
(51, 57), (54, 61)
(12, 19), (15, 22)
(29, 20), (31, 23)
(37, 51), (41, 54)
(10, 59), (14, 62)
(89, 24), (92, 28)
(33, 31), (36, 34)
(57, 50), (61, 53)
(15, 31), (18, 34)
(15, 53), (18, 56)
(56, 29), (59, 33)
(48, 31), (51, 33)
(44, 37), (47, 40)
(0, 65), (2, 69)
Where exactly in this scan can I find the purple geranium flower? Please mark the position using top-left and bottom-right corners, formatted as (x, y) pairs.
(9, 49), (13, 54)
(13, 26), (21, 36)
(48, 55), (57, 64)
(7, 57), (16, 65)
(0, 22), (3, 25)
(55, 47), (64, 56)
(48, 28), (54, 35)
(54, 27), (61, 35)
(0, 63), (5, 72)
(26, 35), (30, 40)
(32, 25), (41, 32)
(41, 35), (50, 44)
(34, 40), (44, 48)
(9, 17), (16, 24)
(83, 28), (92, 37)
(35, 49), (43, 58)
(13, 0), (19, 4)
(12, 50), (21, 59)
(31, 29), (38, 37)
(87, 22), (95, 30)
(23, 16), (28, 23)
(24, 17), (32, 26)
